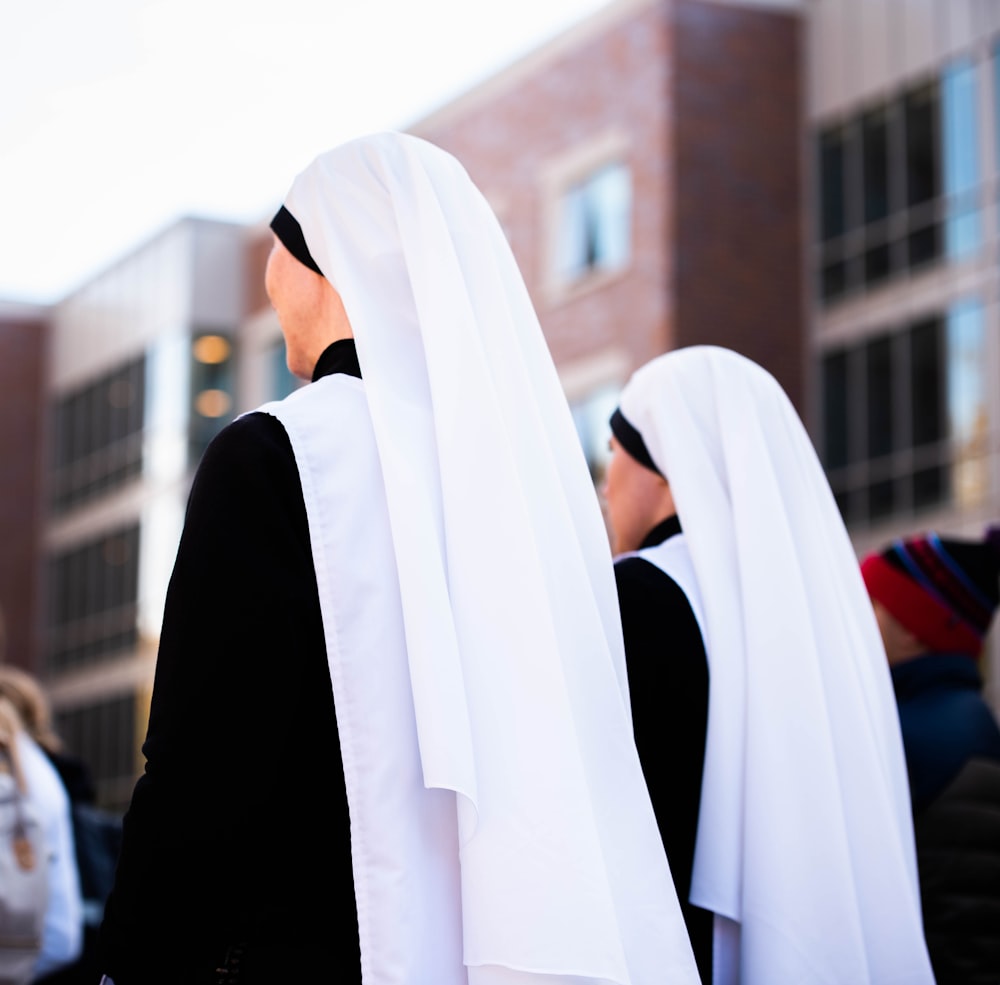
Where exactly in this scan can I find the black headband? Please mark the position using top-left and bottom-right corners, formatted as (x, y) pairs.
(270, 205), (323, 276)
(609, 408), (662, 476)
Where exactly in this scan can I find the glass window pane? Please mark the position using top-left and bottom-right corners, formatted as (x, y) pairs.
(571, 382), (621, 486)
(821, 259), (847, 301)
(909, 318), (943, 447)
(822, 352), (849, 469)
(863, 109), (890, 223)
(588, 163), (632, 270)
(819, 128), (847, 240)
(947, 299), (987, 505)
(864, 243), (891, 286)
(50, 355), (147, 514)
(270, 341), (299, 401)
(942, 59), (981, 257)
(913, 465), (945, 509)
(867, 478), (895, 520)
(555, 162), (631, 283)
(556, 184), (589, 280)
(907, 222), (940, 268)
(190, 331), (235, 463)
(866, 336), (894, 458)
(905, 84), (939, 206)
(45, 524), (141, 672)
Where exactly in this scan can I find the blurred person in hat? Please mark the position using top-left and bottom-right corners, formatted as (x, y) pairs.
(603, 344), (935, 985)
(862, 526), (1000, 985)
(96, 132), (700, 985)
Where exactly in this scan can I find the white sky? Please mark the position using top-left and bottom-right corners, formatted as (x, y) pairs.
(1, 0), (611, 304)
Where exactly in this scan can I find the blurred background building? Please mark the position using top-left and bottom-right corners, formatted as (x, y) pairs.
(1, 0), (999, 809)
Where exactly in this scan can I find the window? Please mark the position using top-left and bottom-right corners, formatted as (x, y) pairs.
(269, 339), (300, 401)
(190, 330), (235, 461)
(948, 300), (989, 505)
(816, 59), (981, 304)
(554, 162), (631, 286)
(821, 300), (987, 526)
(570, 382), (621, 487)
(942, 59), (981, 257)
(46, 524), (140, 672)
(50, 356), (145, 513)
(55, 693), (137, 811)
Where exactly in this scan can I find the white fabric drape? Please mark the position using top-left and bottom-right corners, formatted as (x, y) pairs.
(279, 132), (700, 985)
(617, 345), (935, 984)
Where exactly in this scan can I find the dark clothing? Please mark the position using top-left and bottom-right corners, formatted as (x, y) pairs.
(98, 340), (363, 985)
(913, 758), (1000, 985)
(892, 654), (1000, 812)
(614, 516), (713, 983)
(36, 749), (107, 985)
(311, 336), (361, 383)
(892, 653), (1000, 985)
(45, 749), (97, 806)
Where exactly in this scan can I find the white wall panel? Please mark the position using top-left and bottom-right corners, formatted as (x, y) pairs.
(859, 0), (892, 102)
(900, 0), (935, 80)
(944, 0), (977, 58)
(49, 223), (193, 391)
(809, 0), (849, 118)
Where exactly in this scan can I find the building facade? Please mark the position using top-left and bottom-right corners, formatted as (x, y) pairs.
(4, 0), (1000, 806)
(807, 0), (1000, 693)
(37, 218), (249, 807)
(410, 0), (803, 483)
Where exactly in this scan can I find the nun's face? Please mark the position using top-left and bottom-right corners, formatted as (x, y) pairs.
(265, 237), (352, 380)
(602, 436), (676, 555)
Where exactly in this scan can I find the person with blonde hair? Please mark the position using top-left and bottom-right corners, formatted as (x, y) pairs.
(0, 667), (61, 755)
(0, 666), (95, 812)
(0, 667), (82, 982)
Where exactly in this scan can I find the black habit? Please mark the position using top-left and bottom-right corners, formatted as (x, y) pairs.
(614, 515), (713, 984)
(98, 341), (363, 985)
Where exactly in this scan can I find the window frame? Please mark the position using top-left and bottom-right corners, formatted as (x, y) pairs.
(539, 130), (633, 304)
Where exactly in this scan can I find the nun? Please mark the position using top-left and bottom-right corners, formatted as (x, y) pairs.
(603, 345), (937, 985)
(97, 133), (700, 985)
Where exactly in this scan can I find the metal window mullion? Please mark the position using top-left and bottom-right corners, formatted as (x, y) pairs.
(849, 342), (868, 525)
(886, 95), (907, 278)
(895, 325), (914, 515)
(844, 119), (864, 293)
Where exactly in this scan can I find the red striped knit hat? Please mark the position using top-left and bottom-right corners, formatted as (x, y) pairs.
(861, 525), (1000, 657)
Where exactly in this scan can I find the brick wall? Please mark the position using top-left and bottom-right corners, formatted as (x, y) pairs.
(412, 0), (674, 373)
(0, 315), (47, 670)
(245, 0), (806, 413)
(672, 0), (805, 410)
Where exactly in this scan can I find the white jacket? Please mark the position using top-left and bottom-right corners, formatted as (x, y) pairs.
(18, 733), (82, 980)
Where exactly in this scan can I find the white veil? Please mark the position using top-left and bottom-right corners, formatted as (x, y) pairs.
(282, 132), (700, 985)
(618, 345), (935, 984)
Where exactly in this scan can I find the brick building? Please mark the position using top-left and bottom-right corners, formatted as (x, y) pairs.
(29, 218), (247, 807)
(6, 0), (1000, 804)
(406, 0), (804, 480)
(0, 303), (48, 671)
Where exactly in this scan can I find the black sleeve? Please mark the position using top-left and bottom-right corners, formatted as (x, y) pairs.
(98, 412), (359, 985)
(615, 555), (713, 983)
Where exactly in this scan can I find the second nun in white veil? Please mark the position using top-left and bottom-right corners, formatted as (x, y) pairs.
(261, 133), (700, 984)
(606, 345), (936, 985)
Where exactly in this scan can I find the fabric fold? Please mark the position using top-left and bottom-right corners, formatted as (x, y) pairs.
(278, 132), (700, 984)
(618, 345), (934, 984)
